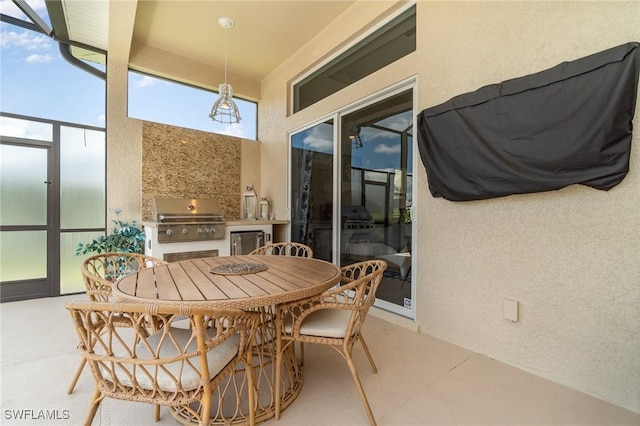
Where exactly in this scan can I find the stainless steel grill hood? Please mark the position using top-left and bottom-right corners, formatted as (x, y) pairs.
(152, 198), (224, 223)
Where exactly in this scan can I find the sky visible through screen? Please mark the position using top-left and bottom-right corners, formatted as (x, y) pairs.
(1, 0), (410, 171)
(0, 0), (257, 139)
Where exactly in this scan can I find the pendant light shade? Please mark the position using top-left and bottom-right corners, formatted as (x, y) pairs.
(210, 17), (241, 124)
(210, 83), (241, 123)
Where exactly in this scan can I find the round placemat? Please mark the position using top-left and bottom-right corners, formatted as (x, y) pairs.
(210, 262), (268, 276)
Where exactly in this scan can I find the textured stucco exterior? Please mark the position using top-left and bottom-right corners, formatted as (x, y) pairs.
(106, 0), (640, 413)
(415, 1), (639, 413)
(259, 1), (640, 413)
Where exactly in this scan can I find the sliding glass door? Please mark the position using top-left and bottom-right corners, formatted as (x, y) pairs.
(289, 83), (415, 317)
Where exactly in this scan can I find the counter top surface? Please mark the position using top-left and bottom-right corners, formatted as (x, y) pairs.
(225, 219), (289, 226)
(142, 219), (289, 228)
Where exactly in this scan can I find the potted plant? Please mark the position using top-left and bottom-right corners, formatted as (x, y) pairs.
(76, 208), (145, 256)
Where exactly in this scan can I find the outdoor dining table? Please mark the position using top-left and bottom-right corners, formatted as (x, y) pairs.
(112, 254), (341, 425)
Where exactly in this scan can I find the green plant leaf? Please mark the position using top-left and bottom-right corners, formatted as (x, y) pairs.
(76, 209), (145, 256)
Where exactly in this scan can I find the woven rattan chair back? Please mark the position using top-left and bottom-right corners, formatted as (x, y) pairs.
(274, 259), (387, 425)
(68, 252), (168, 395)
(338, 260), (387, 335)
(248, 242), (313, 257)
(81, 252), (167, 302)
(66, 301), (259, 426)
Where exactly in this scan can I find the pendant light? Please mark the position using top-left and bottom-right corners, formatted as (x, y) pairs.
(209, 16), (241, 124)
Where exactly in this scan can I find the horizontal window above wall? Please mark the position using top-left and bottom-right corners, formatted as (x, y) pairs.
(127, 71), (257, 140)
(292, 4), (416, 114)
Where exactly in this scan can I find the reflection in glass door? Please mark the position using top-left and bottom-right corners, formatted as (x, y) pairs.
(290, 120), (334, 262)
(0, 143), (51, 301)
(340, 89), (414, 314)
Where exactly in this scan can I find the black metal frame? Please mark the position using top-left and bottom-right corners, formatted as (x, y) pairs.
(0, 112), (106, 302)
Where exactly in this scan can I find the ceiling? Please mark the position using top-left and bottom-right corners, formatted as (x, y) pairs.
(51, 0), (356, 83)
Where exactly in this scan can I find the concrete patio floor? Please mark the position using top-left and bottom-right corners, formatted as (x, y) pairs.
(1, 295), (638, 425)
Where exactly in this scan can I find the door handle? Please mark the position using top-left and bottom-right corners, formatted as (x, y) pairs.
(44, 181), (52, 184)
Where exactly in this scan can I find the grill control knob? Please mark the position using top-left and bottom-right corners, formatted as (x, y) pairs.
(182, 228), (189, 235)
(210, 227), (217, 234)
(204, 228), (211, 234)
(197, 227), (204, 234)
(165, 229), (173, 236)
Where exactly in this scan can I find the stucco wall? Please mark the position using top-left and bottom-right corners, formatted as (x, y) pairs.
(416, 1), (639, 412)
(259, 0), (640, 413)
(106, 1), (141, 223)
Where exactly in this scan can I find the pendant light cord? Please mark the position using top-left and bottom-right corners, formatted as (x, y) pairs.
(224, 26), (228, 85)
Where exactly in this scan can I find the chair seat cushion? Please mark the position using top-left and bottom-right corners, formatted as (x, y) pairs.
(284, 309), (353, 338)
(105, 327), (240, 393)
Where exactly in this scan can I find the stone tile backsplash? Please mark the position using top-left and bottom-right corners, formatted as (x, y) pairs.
(141, 121), (242, 221)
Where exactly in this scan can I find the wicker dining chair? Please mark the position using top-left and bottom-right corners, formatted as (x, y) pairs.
(248, 242), (313, 257)
(274, 259), (387, 425)
(66, 301), (260, 426)
(81, 252), (168, 303)
(67, 252), (167, 394)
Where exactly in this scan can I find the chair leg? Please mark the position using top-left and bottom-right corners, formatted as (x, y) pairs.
(359, 335), (378, 373)
(154, 404), (160, 422)
(274, 334), (284, 420)
(67, 358), (87, 394)
(299, 342), (305, 366)
(84, 388), (104, 426)
(345, 352), (377, 426)
(246, 348), (256, 426)
(200, 385), (212, 426)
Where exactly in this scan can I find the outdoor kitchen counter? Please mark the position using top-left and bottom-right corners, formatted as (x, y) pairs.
(226, 219), (290, 226)
(141, 219), (290, 227)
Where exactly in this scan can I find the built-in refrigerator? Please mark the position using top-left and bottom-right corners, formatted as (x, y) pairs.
(230, 230), (265, 255)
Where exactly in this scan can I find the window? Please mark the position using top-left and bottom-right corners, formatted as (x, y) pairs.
(292, 5), (416, 113)
(127, 71), (258, 140)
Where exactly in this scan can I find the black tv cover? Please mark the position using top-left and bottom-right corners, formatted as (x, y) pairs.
(417, 42), (640, 201)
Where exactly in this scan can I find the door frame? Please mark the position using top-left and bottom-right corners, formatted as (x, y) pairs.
(287, 78), (417, 319)
(0, 135), (58, 301)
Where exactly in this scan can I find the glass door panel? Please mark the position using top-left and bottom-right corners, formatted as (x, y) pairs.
(60, 231), (104, 294)
(340, 89), (414, 313)
(60, 126), (105, 229)
(0, 144), (48, 226)
(59, 125), (106, 295)
(290, 120), (334, 262)
(0, 231), (47, 281)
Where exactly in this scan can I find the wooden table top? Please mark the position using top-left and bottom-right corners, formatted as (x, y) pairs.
(112, 255), (341, 310)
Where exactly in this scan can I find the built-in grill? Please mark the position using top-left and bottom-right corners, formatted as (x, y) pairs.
(341, 205), (374, 259)
(341, 204), (374, 248)
(341, 205), (374, 230)
(152, 198), (226, 243)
